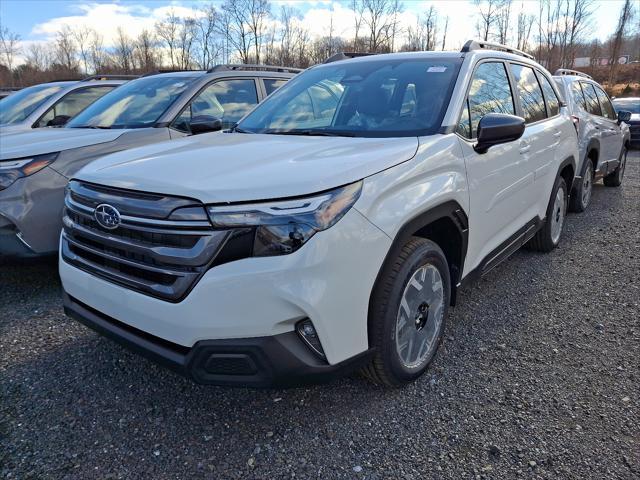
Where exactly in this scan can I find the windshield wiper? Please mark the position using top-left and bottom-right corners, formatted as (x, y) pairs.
(229, 124), (253, 134)
(263, 129), (355, 137)
(71, 125), (112, 129)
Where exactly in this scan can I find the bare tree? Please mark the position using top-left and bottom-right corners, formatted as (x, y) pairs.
(177, 17), (197, 69)
(608, 0), (634, 85)
(194, 4), (222, 69)
(495, 0), (512, 44)
(351, 0), (366, 50)
(0, 26), (22, 77)
(474, 0), (501, 41)
(156, 10), (180, 68)
(247, 0), (270, 63)
(54, 26), (78, 72)
(25, 43), (53, 71)
(89, 31), (108, 73)
(73, 26), (94, 74)
(516, 11), (534, 51)
(113, 27), (135, 72)
(134, 29), (159, 72)
(441, 16), (449, 50)
(361, 0), (403, 52)
(221, 0), (253, 63)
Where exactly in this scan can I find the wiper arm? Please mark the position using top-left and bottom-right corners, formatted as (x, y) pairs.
(229, 124), (253, 134)
(71, 125), (112, 129)
(264, 129), (355, 137)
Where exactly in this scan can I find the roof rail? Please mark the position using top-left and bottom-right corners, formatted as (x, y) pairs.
(554, 68), (592, 79)
(141, 69), (205, 77)
(461, 40), (534, 60)
(323, 52), (377, 64)
(81, 74), (140, 81)
(207, 64), (303, 74)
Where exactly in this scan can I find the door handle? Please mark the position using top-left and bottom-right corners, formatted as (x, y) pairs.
(519, 145), (531, 154)
(553, 130), (562, 138)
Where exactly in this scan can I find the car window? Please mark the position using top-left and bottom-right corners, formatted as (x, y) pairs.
(173, 79), (258, 132)
(537, 73), (560, 117)
(0, 83), (66, 125)
(571, 82), (587, 110)
(264, 79), (344, 130)
(612, 99), (640, 114)
(238, 58), (462, 137)
(580, 82), (602, 116)
(594, 86), (616, 120)
(457, 61), (515, 139)
(510, 64), (546, 123)
(68, 76), (196, 129)
(264, 79), (287, 96)
(36, 86), (115, 127)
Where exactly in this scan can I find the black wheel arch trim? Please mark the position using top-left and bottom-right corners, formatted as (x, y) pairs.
(370, 200), (469, 313)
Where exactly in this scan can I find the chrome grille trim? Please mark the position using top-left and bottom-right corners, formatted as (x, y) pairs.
(62, 181), (228, 302)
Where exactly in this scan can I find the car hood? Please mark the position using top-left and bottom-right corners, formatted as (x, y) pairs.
(0, 128), (127, 160)
(77, 133), (420, 203)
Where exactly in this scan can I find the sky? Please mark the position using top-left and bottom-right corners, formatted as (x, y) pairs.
(0, 0), (630, 60)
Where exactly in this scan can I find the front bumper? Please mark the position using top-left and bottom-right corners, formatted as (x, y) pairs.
(63, 293), (373, 387)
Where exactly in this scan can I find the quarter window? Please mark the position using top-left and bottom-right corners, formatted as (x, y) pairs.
(510, 64), (546, 123)
(264, 79), (287, 96)
(594, 86), (616, 120)
(580, 82), (602, 116)
(36, 86), (115, 127)
(537, 73), (560, 117)
(457, 61), (515, 139)
(173, 79), (258, 132)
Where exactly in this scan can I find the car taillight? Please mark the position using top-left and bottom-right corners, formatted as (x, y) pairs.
(571, 115), (580, 134)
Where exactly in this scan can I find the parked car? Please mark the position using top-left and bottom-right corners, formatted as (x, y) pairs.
(59, 41), (578, 388)
(0, 76), (135, 135)
(0, 66), (300, 258)
(554, 69), (631, 212)
(611, 96), (639, 149)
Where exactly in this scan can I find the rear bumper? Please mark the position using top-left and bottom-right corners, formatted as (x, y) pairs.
(63, 292), (373, 388)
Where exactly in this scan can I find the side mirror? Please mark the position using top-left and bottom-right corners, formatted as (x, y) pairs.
(47, 115), (71, 127)
(617, 110), (631, 124)
(474, 113), (525, 154)
(189, 115), (223, 135)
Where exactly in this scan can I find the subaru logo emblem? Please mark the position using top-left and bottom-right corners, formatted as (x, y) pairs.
(94, 204), (121, 230)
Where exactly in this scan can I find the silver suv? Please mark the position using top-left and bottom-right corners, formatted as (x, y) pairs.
(0, 76), (135, 134)
(0, 66), (299, 258)
(554, 69), (631, 212)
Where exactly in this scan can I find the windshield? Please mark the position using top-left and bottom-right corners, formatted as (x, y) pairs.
(0, 83), (66, 125)
(238, 57), (462, 137)
(67, 76), (197, 129)
(612, 98), (640, 114)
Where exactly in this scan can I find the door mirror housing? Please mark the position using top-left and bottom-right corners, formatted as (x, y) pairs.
(617, 110), (632, 124)
(189, 115), (223, 135)
(474, 113), (525, 154)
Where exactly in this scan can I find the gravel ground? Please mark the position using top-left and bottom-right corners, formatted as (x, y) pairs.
(1, 152), (639, 480)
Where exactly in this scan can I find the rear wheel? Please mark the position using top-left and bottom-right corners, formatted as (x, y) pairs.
(526, 176), (567, 252)
(569, 160), (593, 213)
(364, 238), (450, 387)
(603, 146), (627, 187)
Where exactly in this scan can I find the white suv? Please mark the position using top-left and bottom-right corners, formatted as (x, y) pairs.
(60, 41), (578, 387)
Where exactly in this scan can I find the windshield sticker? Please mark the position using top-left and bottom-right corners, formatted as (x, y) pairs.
(427, 66), (447, 73)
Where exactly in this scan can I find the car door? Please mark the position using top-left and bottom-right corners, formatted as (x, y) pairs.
(593, 84), (623, 169)
(170, 78), (260, 135)
(580, 82), (609, 163)
(456, 60), (533, 271)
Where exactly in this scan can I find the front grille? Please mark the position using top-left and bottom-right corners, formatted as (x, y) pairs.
(61, 181), (230, 302)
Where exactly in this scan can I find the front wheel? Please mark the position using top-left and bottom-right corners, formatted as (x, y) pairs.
(603, 146), (627, 187)
(363, 238), (450, 387)
(526, 176), (567, 252)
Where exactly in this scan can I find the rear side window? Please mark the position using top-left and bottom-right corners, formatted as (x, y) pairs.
(594, 86), (616, 120)
(510, 64), (546, 123)
(457, 61), (515, 139)
(571, 82), (587, 110)
(264, 79), (287, 96)
(580, 82), (602, 116)
(537, 73), (560, 117)
(36, 86), (115, 127)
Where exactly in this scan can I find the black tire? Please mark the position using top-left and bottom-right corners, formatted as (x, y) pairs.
(526, 176), (567, 253)
(363, 238), (450, 387)
(603, 146), (627, 187)
(569, 159), (593, 213)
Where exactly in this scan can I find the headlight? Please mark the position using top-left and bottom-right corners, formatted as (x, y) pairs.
(207, 181), (362, 256)
(0, 152), (59, 191)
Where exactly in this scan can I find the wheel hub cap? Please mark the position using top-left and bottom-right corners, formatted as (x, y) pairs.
(395, 264), (444, 369)
(551, 187), (565, 244)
